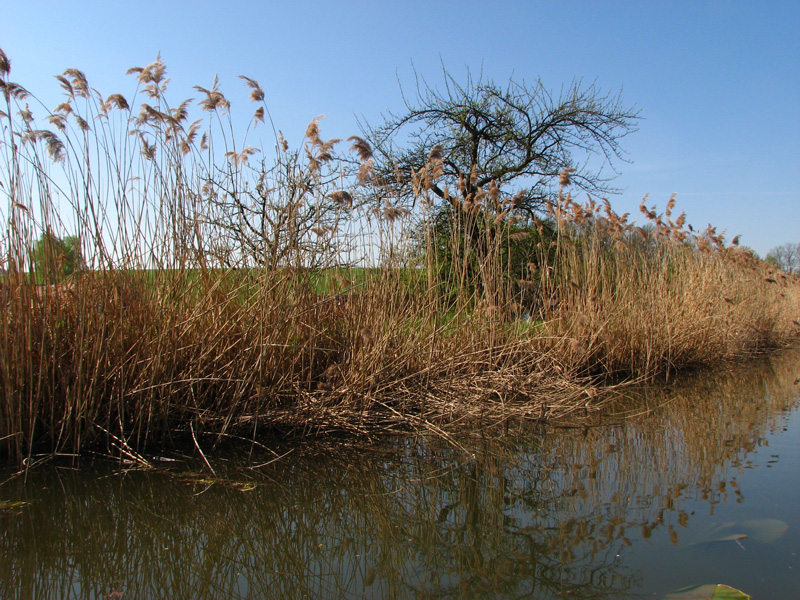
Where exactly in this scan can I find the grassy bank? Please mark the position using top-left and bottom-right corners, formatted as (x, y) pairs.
(1, 50), (799, 460)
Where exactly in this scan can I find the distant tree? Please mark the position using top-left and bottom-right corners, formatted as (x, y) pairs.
(766, 242), (800, 274)
(31, 228), (84, 284)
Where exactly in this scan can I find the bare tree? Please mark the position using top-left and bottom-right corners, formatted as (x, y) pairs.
(361, 67), (640, 219)
(199, 118), (359, 271)
(767, 242), (800, 274)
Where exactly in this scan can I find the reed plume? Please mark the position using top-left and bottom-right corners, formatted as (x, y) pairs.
(0, 46), (797, 464)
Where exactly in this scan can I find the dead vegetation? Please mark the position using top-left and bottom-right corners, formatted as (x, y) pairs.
(1, 48), (798, 461)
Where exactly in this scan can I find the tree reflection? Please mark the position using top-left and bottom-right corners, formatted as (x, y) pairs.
(1, 348), (798, 599)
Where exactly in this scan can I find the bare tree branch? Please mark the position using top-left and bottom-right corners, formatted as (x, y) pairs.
(360, 67), (639, 217)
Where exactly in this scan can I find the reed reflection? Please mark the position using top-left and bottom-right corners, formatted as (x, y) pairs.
(1, 348), (798, 599)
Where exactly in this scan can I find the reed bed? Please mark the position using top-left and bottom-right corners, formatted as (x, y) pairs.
(4, 347), (798, 598)
(1, 48), (798, 460)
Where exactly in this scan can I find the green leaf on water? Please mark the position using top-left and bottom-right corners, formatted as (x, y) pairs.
(663, 583), (750, 599)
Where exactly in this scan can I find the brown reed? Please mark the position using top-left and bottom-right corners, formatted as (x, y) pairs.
(0, 48), (798, 461)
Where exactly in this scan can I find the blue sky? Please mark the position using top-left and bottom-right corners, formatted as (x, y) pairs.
(2, 0), (798, 256)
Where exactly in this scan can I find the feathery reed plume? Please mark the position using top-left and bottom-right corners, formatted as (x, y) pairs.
(428, 144), (443, 160)
(137, 103), (169, 126)
(469, 163), (479, 186)
(357, 160), (374, 184)
(305, 117), (319, 141)
(311, 226), (334, 237)
(239, 75), (265, 102)
(458, 173), (468, 197)
(317, 138), (341, 161)
(194, 75), (230, 112)
(38, 129), (66, 163)
(305, 116), (323, 146)
(46, 113), (67, 131)
(105, 93), (130, 111)
(559, 167), (575, 187)
(347, 136), (373, 161)
(426, 145), (444, 182)
(1, 80), (29, 101)
(140, 135), (156, 160)
(129, 54), (167, 88)
(63, 68), (90, 98)
(383, 206), (410, 222)
(487, 179), (501, 206)
(328, 190), (353, 208)
(235, 146), (259, 164)
(0, 46), (10, 76)
(54, 101), (72, 115)
(184, 119), (201, 145)
(170, 99), (191, 125)
(639, 196), (657, 220)
(665, 193), (677, 217)
(18, 104), (33, 125)
(494, 208), (510, 227)
(54, 74), (74, 97)
(305, 151), (321, 173)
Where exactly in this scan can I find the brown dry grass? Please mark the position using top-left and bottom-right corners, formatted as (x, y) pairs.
(1, 48), (798, 461)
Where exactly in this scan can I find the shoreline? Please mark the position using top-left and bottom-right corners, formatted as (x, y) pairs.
(2, 268), (798, 462)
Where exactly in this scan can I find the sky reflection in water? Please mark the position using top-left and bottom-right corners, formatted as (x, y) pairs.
(1, 348), (799, 599)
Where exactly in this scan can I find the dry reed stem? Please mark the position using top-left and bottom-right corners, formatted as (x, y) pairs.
(1, 48), (799, 461)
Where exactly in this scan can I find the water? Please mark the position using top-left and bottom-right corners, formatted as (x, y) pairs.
(1, 348), (799, 599)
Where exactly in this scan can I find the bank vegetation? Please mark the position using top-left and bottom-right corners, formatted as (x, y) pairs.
(1, 49), (798, 461)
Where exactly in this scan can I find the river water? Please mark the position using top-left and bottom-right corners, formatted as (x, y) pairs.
(1, 348), (799, 599)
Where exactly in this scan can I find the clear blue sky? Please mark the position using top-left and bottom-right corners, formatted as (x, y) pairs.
(2, 0), (798, 256)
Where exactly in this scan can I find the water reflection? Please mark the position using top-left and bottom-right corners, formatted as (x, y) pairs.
(1, 348), (798, 599)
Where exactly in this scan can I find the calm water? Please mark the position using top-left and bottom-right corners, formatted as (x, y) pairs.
(1, 348), (799, 599)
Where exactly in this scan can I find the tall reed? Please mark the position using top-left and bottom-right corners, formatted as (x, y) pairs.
(1, 47), (798, 461)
